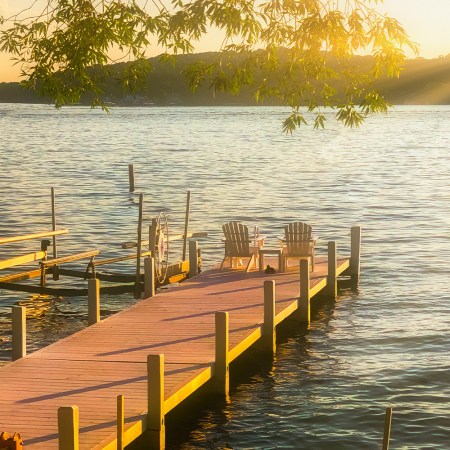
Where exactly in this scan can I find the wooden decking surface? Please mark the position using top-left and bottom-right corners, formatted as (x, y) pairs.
(0, 256), (349, 449)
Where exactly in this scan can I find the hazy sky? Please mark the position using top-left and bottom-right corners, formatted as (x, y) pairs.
(0, 0), (449, 82)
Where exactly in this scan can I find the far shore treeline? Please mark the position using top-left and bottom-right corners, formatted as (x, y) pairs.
(1, 52), (449, 106)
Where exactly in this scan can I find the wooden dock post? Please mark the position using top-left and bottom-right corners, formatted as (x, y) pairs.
(262, 280), (276, 353)
(12, 306), (26, 361)
(382, 407), (393, 450)
(326, 241), (337, 299)
(213, 311), (229, 396)
(350, 226), (361, 285)
(297, 259), (310, 322)
(189, 240), (198, 277)
(135, 193), (144, 297)
(88, 278), (100, 326)
(117, 395), (125, 450)
(182, 190), (191, 261)
(144, 256), (155, 298)
(58, 406), (79, 450)
(51, 187), (58, 259)
(147, 354), (165, 449)
(128, 164), (135, 192)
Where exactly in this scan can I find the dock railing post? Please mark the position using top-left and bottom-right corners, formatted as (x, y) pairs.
(298, 259), (310, 322)
(88, 278), (100, 325)
(189, 240), (198, 278)
(117, 395), (125, 450)
(12, 306), (26, 361)
(147, 354), (165, 449)
(144, 256), (155, 298)
(382, 407), (393, 450)
(128, 164), (135, 192)
(326, 241), (337, 299)
(58, 406), (79, 450)
(350, 226), (361, 285)
(262, 281), (276, 353)
(214, 311), (229, 396)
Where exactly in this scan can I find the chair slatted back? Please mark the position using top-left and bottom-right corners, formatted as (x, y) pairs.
(285, 222), (312, 256)
(222, 222), (251, 257)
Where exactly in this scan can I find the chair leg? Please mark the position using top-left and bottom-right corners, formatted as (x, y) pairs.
(245, 255), (255, 272)
(311, 254), (315, 272)
(220, 256), (227, 270)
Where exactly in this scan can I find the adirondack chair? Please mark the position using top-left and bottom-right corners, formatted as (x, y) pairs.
(279, 222), (316, 271)
(220, 222), (265, 272)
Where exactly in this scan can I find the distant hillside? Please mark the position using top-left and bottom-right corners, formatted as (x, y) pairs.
(1, 53), (449, 105)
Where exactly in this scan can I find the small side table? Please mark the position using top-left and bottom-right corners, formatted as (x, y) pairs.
(259, 248), (283, 272)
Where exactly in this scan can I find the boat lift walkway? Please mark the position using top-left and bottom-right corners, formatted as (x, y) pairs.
(0, 228), (360, 449)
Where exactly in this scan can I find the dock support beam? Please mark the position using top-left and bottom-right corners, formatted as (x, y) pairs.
(117, 395), (125, 450)
(262, 281), (276, 353)
(58, 406), (79, 450)
(189, 240), (198, 278)
(12, 306), (26, 361)
(88, 278), (100, 326)
(350, 226), (361, 285)
(297, 259), (310, 322)
(147, 354), (165, 449)
(213, 311), (229, 396)
(144, 257), (155, 298)
(326, 241), (337, 299)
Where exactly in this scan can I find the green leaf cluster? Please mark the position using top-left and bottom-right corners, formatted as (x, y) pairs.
(0, 0), (417, 130)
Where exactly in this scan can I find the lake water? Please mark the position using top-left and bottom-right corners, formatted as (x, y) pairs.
(0, 104), (449, 449)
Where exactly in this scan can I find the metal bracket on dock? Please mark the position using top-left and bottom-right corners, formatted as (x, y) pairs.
(0, 432), (23, 450)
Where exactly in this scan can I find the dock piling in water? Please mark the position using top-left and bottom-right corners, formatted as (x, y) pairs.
(326, 241), (337, 299)
(350, 226), (362, 284)
(144, 256), (155, 298)
(128, 164), (135, 192)
(117, 395), (125, 450)
(298, 259), (311, 322)
(263, 280), (276, 353)
(189, 240), (199, 277)
(147, 354), (165, 449)
(88, 278), (100, 325)
(382, 406), (393, 450)
(58, 406), (79, 450)
(214, 311), (230, 396)
(12, 306), (26, 361)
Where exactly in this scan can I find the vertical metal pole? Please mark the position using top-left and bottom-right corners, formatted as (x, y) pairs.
(12, 306), (26, 361)
(135, 193), (144, 297)
(88, 278), (100, 325)
(144, 256), (155, 298)
(263, 280), (276, 353)
(214, 311), (229, 396)
(182, 190), (191, 261)
(58, 406), (79, 450)
(382, 407), (393, 450)
(189, 240), (198, 277)
(51, 187), (58, 259)
(128, 164), (135, 192)
(117, 395), (125, 450)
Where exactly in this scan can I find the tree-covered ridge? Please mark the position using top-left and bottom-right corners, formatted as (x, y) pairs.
(0, 0), (417, 131)
(1, 53), (449, 107)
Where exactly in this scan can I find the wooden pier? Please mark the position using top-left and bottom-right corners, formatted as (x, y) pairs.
(0, 228), (360, 449)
